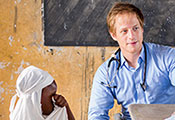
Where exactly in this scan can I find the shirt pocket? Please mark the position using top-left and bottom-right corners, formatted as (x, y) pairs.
(145, 73), (170, 103)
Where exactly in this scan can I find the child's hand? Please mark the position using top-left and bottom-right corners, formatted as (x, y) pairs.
(53, 94), (68, 107)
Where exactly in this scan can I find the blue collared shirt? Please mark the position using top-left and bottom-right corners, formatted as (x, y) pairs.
(88, 42), (175, 120)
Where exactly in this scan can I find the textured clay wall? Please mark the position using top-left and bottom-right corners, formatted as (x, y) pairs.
(0, 0), (120, 120)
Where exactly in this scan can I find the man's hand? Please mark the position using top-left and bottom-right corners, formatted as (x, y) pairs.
(53, 94), (68, 107)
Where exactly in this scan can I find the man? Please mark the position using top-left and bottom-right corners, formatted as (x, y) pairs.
(9, 65), (75, 120)
(88, 2), (175, 120)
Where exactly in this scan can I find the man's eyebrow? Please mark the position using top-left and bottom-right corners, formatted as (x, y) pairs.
(133, 24), (139, 27)
(122, 24), (139, 29)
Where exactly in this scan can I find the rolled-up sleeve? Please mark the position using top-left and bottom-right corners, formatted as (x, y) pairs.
(88, 64), (114, 120)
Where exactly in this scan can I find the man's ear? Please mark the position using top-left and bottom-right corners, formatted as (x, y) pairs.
(109, 32), (117, 41)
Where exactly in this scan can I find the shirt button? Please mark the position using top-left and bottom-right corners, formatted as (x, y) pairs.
(136, 84), (139, 89)
(150, 96), (153, 100)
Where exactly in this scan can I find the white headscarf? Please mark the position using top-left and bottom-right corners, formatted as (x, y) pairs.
(9, 66), (68, 120)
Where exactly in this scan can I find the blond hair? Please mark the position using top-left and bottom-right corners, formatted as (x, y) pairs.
(107, 2), (144, 34)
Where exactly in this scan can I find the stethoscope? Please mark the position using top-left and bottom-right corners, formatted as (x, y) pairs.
(101, 42), (147, 91)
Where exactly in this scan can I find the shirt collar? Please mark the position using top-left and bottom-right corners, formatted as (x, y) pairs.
(120, 44), (145, 69)
(139, 44), (145, 62)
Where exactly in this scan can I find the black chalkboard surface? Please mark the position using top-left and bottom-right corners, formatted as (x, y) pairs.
(44, 0), (175, 46)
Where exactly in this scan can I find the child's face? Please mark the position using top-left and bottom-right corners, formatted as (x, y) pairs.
(41, 80), (57, 115)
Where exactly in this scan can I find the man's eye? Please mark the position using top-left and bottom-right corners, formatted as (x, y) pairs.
(133, 26), (139, 31)
(122, 30), (127, 33)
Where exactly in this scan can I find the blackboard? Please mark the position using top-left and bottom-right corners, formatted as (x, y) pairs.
(44, 0), (175, 46)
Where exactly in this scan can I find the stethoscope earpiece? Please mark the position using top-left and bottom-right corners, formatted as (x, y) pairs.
(140, 83), (146, 91)
(100, 82), (117, 88)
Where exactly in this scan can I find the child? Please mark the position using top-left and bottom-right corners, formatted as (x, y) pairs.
(9, 66), (75, 120)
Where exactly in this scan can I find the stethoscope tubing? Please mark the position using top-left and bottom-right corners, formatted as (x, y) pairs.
(101, 42), (147, 91)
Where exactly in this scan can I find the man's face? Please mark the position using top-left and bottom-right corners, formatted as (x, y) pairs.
(110, 13), (143, 55)
(41, 80), (57, 115)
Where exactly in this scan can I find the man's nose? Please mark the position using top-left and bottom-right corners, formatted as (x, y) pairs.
(128, 30), (134, 40)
